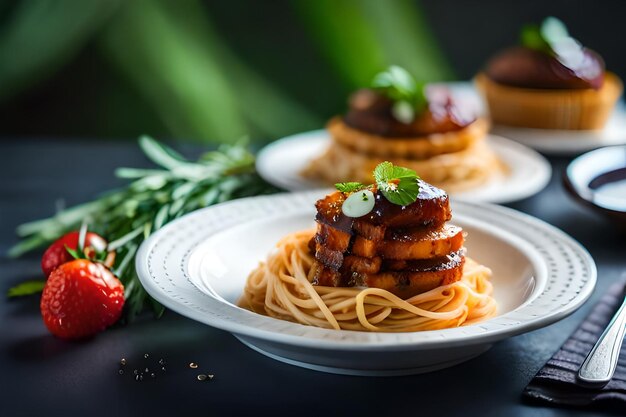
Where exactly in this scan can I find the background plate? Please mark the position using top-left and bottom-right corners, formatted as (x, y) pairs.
(256, 130), (551, 204)
(491, 106), (626, 156)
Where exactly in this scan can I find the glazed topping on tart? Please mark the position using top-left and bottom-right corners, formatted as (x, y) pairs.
(343, 66), (475, 137)
(485, 17), (604, 90)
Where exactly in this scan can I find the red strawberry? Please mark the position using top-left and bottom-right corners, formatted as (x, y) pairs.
(40, 259), (125, 339)
(41, 231), (108, 277)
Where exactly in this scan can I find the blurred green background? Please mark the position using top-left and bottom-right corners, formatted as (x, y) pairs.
(0, 0), (624, 144)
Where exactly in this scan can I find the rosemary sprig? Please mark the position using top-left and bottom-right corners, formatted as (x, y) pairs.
(8, 136), (277, 321)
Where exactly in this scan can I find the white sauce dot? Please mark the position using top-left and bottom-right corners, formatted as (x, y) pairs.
(342, 190), (375, 218)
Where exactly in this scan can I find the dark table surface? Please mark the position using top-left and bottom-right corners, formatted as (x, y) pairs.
(1, 138), (624, 417)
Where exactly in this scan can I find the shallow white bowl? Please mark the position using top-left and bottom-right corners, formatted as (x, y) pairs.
(136, 192), (596, 376)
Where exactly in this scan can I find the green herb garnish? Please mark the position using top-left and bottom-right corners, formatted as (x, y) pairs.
(371, 66), (427, 124)
(374, 161), (421, 206)
(521, 17), (584, 69)
(8, 136), (276, 320)
(335, 162), (421, 206)
(521, 25), (551, 55)
(335, 162), (421, 208)
(334, 182), (366, 193)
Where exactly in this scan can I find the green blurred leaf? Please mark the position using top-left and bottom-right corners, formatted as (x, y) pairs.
(100, 0), (319, 142)
(8, 280), (45, 298)
(138, 135), (186, 169)
(218, 57), (323, 139)
(7, 234), (49, 257)
(294, 0), (453, 87)
(360, 0), (454, 81)
(335, 182), (366, 193)
(0, 0), (121, 101)
(99, 0), (246, 142)
(293, 0), (387, 88)
(521, 24), (550, 53)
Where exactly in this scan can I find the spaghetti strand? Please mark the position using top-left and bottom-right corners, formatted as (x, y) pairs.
(239, 230), (496, 332)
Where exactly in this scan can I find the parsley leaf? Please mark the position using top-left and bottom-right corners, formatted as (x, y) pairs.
(8, 280), (46, 298)
(335, 182), (366, 193)
(373, 162), (416, 184)
(373, 161), (420, 206)
(371, 66), (427, 123)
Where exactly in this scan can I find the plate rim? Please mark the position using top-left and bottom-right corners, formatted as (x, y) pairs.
(489, 103), (626, 156)
(136, 192), (596, 351)
(255, 129), (552, 204)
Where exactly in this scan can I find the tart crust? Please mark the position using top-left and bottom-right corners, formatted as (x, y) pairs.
(475, 71), (623, 130)
(327, 116), (489, 159)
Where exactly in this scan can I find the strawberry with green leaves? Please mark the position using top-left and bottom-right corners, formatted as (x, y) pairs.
(40, 258), (125, 339)
(41, 231), (111, 277)
(37, 228), (125, 339)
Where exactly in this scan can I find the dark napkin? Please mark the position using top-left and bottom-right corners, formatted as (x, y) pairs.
(523, 281), (626, 413)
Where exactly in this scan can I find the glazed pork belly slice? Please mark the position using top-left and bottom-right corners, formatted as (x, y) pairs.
(315, 223), (464, 269)
(315, 223), (351, 252)
(314, 243), (344, 271)
(351, 224), (464, 260)
(313, 193), (352, 270)
(341, 255), (382, 274)
(311, 250), (465, 297)
(352, 219), (386, 242)
(311, 263), (343, 287)
(313, 222), (352, 271)
(340, 248), (464, 275)
(382, 249), (464, 271)
(378, 224), (464, 260)
(312, 180), (459, 291)
(364, 180), (451, 228)
(314, 244), (384, 274)
(351, 236), (378, 258)
(358, 254), (465, 299)
(315, 191), (349, 229)
(315, 181), (451, 232)
(313, 183), (453, 264)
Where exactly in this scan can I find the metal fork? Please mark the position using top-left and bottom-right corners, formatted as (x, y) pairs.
(577, 294), (626, 387)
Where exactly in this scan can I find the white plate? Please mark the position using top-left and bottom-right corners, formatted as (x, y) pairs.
(136, 192), (596, 376)
(256, 130), (551, 204)
(491, 106), (626, 156)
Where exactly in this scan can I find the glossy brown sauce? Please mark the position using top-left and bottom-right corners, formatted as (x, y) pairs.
(485, 46), (604, 90)
(343, 88), (475, 137)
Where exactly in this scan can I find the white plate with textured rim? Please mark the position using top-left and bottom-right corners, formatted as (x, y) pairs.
(256, 130), (551, 204)
(136, 192), (596, 376)
(491, 106), (626, 156)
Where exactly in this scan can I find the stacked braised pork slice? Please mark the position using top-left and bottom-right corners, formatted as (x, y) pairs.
(311, 180), (465, 298)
